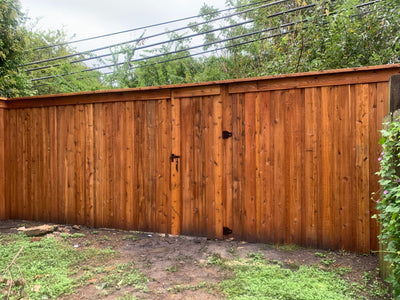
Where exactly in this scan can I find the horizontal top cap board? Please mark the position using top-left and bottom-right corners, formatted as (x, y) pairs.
(4, 64), (400, 108)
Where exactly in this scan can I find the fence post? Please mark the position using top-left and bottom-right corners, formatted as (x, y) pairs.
(389, 74), (400, 113)
(0, 104), (5, 220)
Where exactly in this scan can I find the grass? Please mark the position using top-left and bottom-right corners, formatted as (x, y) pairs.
(0, 232), (389, 299)
(219, 260), (358, 299)
(214, 251), (388, 300)
(0, 233), (115, 299)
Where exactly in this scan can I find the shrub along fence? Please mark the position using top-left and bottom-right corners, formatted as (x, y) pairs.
(1, 64), (400, 253)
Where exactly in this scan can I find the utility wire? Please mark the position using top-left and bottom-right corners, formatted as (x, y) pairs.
(23, 0), (291, 67)
(32, 0), (274, 51)
(30, 18), (302, 82)
(26, 19), (255, 72)
(29, 0), (379, 82)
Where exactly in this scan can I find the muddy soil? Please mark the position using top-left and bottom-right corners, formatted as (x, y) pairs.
(0, 220), (386, 299)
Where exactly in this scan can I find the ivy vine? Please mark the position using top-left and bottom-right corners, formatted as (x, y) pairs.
(375, 116), (400, 296)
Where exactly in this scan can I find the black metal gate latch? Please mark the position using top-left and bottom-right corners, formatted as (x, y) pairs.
(222, 131), (232, 139)
(170, 154), (180, 171)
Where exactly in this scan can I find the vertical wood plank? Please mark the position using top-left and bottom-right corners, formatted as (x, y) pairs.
(355, 84), (371, 253)
(125, 101), (135, 229)
(231, 94), (245, 239)
(204, 96), (215, 238)
(18, 109), (26, 220)
(48, 106), (58, 223)
(181, 97), (194, 234)
(114, 103), (124, 229)
(258, 92), (272, 242)
(320, 87), (334, 249)
(85, 104), (95, 226)
(75, 105), (85, 225)
(93, 103), (104, 227)
(271, 90), (285, 244)
(213, 94), (223, 239)
(304, 87), (321, 247)
(244, 92), (257, 241)
(222, 87), (233, 233)
(170, 95), (182, 235)
(56, 106), (67, 224)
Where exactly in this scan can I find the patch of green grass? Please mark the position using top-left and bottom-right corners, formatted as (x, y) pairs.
(246, 251), (264, 262)
(99, 261), (148, 291)
(171, 281), (215, 293)
(207, 253), (224, 266)
(0, 233), (115, 300)
(122, 234), (139, 242)
(315, 252), (327, 258)
(219, 258), (361, 300)
(272, 243), (302, 252)
(321, 257), (336, 267)
(71, 233), (85, 238)
(103, 235), (111, 241)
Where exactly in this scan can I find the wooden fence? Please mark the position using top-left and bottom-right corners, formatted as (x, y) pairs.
(1, 64), (400, 253)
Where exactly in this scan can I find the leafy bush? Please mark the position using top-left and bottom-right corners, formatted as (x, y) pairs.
(375, 116), (400, 296)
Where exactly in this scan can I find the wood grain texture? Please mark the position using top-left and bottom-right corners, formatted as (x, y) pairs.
(1, 66), (394, 253)
(0, 109), (5, 220)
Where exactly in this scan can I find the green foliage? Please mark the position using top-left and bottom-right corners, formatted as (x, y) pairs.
(0, 0), (32, 97)
(220, 259), (359, 299)
(24, 27), (105, 95)
(99, 261), (148, 291)
(0, 233), (115, 299)
(106, 0), (400, 89)
(375, 116), (400, 296)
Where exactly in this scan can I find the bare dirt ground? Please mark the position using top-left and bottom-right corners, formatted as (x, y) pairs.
(0, 220), (387, 299)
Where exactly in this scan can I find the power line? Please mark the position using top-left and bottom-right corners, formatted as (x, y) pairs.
(30, 18), (302, 82)
(23, 0), (292, 67)
(31, 0), (275, 51)
(29, 0), (379, 83)
(25, 19), (255, 72)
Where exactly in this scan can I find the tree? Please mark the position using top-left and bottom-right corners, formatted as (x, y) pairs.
(0, 0), (32, 97)
(24, 27), (105, 95)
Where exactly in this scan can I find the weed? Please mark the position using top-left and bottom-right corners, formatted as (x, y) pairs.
(228, 247), (237, 255)
(315, 252), (327, 258)
(71, 233), (85, 238)
(91, 231), (99, 235)
(246, 251), (264, 262)
(103, 235), (111, 241)
(272, 243), (302, 252)
(334, 266), (353, 276)
(208, 253), (224, 266)
(60, 233), (71, 239)
(122, 234), (139, 242)
(166, 265), (178, 273)
(320, 257), (336, 267)
(172, 281), (211, 293)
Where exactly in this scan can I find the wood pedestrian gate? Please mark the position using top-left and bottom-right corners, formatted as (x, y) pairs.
(1, 64), (400, 253)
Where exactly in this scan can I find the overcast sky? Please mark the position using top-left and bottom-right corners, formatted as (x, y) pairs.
(20, 0), (228, 51)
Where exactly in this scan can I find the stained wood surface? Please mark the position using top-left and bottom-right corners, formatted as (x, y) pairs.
(1, 65), (400, 253)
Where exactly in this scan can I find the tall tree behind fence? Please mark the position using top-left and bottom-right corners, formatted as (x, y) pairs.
(1, 65), (400, 253)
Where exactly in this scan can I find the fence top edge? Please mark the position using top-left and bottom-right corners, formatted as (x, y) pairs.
(5, 63), (400, 103)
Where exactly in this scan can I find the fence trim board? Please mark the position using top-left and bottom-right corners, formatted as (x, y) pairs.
(2, 64), (400, 253)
